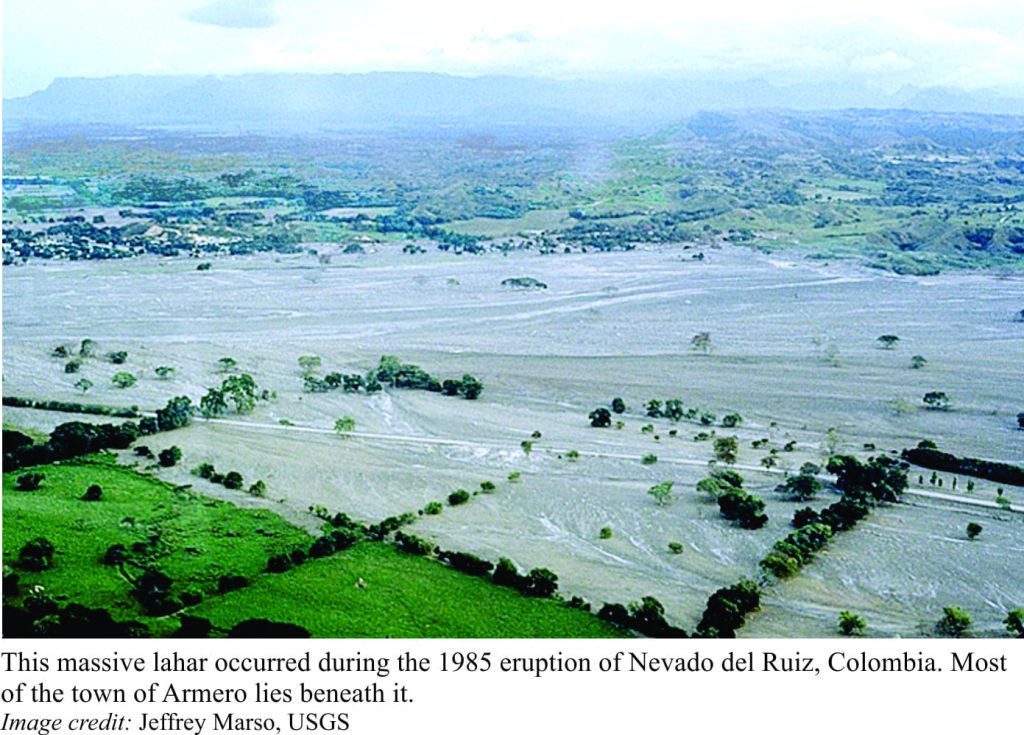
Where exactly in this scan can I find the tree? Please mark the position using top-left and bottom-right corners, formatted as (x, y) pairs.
(966, 522), (983, 540)
(222, 374), (258, 414)
(775, 472), (822, 501)
(713, 435), (739, 464)
(1005, 609), (1024, 638)
(936, 606), (972, 637)
(200, 388), (228, 418)
(520, 440), (533, 455)
(641, 453), (658, 465)
(74, 378), (94, 394)
(668, 542), (684, 554)
(81, 484), (102, 501)
(156, 396), (193, 431)
(721, 412), (743, 428)
(248, 480), (267, 498)
(15, 473), (44, 492)
(599, 526), (613, 539)
(111, 371), (137, 389)
(158, 446), (182, 468)
(645, 399), (663, 418)
(522, 568), (558, 598)
(222, 471), (244, 490)
(824, 427), (840, 456)
(106, 351), (128, 364)
(910, 355), (927, 370)
(64, 359), (82, 374)
(589, 407), (612, 428)
(79, 338), (97, 358)
(691, 332), (712, 354)
(334, 417), (356, 433)
(217, 357), (238, 373)
(448, 489), (470, 506)
(648, 481), (674, 507)
(298, 355), (321, 375)
(923, 391), (950, 411)
(838, 611), (866, 636)
(876, 334), (900, 349)
(611, 397), (626, 414)
(17, 537), (55, 571)
(460, 374), (483, 400)
(155, 366), (176, 380)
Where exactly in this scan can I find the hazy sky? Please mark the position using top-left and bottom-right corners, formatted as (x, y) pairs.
(4, 0), (1024, 97)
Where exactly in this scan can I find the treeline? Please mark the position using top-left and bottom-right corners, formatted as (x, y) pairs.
(3, 395), (140, 418)
(3, 396), (193, 471)
(696, 455), (908, 637)
(901, 445), (1024, 487)
(303, 355), (483, 400)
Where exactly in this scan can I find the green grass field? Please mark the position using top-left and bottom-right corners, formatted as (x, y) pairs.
(2, 454), (311, 617)
(190, 542), (624, 637)
(3, 455), (624, 637)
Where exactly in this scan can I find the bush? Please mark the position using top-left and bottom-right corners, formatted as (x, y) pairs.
(718, 488), (768, 529)
(81, 484), (103, 501)
(1005, 609), (1024, 638)
(438, 550), (493, 577)
(422, 501), (443, 516)
(15, 473), (44, 492)
(395, 532), (435, 557)
(158, 446), (182, 467)
(521, 567), (559, 598)
(193, 463), (216, 480)
(966, 522), (983, 540)
(492, 558), (522, 588)
(641, 453), (658, 465)
(480, 481), (496, 494)
(668, 542), (684, 554)
(17, 538), (55, 571)
(222, 471), (244, 490)
(792, 507), (821, 528)
(697, 578), (760, 638)
(448, 489), (471, 506)
(217, 575), (250, 594)
(599, 526), (613, 539)
(838, 611), (866, 636)
(589, 407), (612, 428)
(248, 480), (267, 498)
(936, 606), (972, 637)
(266, 554), (294, 574)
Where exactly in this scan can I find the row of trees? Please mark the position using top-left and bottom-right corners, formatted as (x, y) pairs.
(302, 355), (484, 400)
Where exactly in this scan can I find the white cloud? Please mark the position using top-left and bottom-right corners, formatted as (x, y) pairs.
(3, 0), (1023, 97)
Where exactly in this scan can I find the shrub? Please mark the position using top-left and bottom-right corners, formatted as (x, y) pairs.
(521, 568), (558, 598)
(480, 481), (496, 494)
(966, 522), (983, 540)
(158, 446), (182, 467)
(565, 450), (580, 461)
(492, 558), (522, 588)
(507, 471), (521, 483)
(1005, 609), (1024, 638)
(15, 473), (44, 492)
(394, 532), (435, 556)
(838, 611), (866, 636)
(641, 453), (658, 465)
(936, 606), (972, 637)
(668, 542), (684, 554)
(448, 490), (471, 506)
(217, 575), (250, 594)
(248, 480), (267, 498)
(589, 407), (612, 428)
(422, 501), (443, 515)
(222, 471), (244, 490)
(17, 538), (55, 571)
(193, 463), (216, 480)
(599, 526), (613, 539)
(266, 554), (294, 574)
(792, 507), (821, 528)
(81, 484), (103, 501)
(111, 372), (137, 389)
(438, 550), (493, 577)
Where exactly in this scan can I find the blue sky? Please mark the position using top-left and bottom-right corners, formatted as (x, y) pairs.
(4, 0), (1024, 97)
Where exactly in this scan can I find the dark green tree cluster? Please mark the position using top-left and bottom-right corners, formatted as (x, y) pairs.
(759, 523), (834, 578)
(597, 596), (687, 638)
(774, 464), (823, 501)
(303, 355), (483, 400)
(199, 374), (267, 418)
(696, 578), (760, 638)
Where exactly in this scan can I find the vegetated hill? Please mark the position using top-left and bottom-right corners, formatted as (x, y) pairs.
(5, 72), (1023, 132)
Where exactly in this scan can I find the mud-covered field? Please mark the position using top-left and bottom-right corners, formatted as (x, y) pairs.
(3, 245), (1022, 635)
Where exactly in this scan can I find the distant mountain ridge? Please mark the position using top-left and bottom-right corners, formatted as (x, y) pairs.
(5, 72), (1024, 132)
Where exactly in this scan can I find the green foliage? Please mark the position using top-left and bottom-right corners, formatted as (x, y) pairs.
(838, 611), (866, 636)
(157, 446), (182, 468)
(111, 371), (137, 389)
(598, 526), (613, 540)
(936, 606), (972, 638)
(589, 407), (612, 428)
(448, 489), (471, 506)
(334, 417), (356, 433)
(713, 435), (739, 464)
(610, 397), (626, 414)
(1005, 609), (1024, 638)
(641, 453), (658, 465)
(648, 481), (674, 507)
(966, 522), (983, 540)
(668, 542), (684, 554)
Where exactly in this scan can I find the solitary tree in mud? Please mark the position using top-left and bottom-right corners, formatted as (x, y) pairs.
(648, 481), (674, 507)
(714, 435), (739, 464)
(936, 606), (972, 637)
(611, 397), (626, 414)
(876, 334), (900, 349)
(838, 611), (866, 636)
(74, 378), (93, 394)
(154, 366), (176, 380)
(298, 355), (321, 376)
(691, 332), (712, 354)
(589, 407), (612, 428)
(334, 417), (356, 434)
(923, 391), (951, 411)
(111, 372), (137, 389)
(966, 522), (983, 540)
(910, 355), (927, 370)
(217, 357), (238, 373)
(200, 388), (228, 418)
